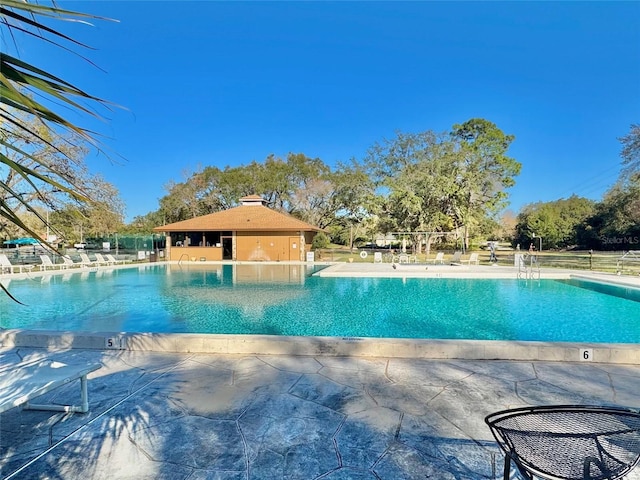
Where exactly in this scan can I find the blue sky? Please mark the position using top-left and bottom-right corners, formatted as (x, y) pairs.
(16, 1), (640, 221)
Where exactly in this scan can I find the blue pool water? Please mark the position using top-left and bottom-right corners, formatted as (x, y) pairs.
(1, 264), (639, 343)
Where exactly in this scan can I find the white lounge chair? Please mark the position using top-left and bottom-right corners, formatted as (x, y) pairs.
(373, 252), (383, 263)
(0, 358), (101, 414)
(461, 252), (479, 265)
(62, 255), (81, 268)
(93, 253), (112, 266)
(431, 252), (444, 264)
(0, 253), (32, 274)
(105, 254), (125, 265)
(450, 251), (463, 265)
(79, 253), (100, 267)
(39, 255), (63, 271)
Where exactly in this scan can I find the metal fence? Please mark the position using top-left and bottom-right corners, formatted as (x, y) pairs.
(315, 248), (640, 275)
(0, 234), (167, 267)
(86, 234), (166, 255)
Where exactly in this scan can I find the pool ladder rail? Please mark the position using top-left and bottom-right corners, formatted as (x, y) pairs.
(517, 253), (541, 280)
(178, 253), (190, 267)
(616, 250), (640, 276)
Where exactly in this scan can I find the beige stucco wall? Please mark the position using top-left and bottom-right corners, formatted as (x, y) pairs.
(236, 231), (305, 261)
(167, 245), (223, 262)
(164, 231), (316, 262)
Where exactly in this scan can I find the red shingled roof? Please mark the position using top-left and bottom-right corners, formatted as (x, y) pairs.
(153, 204), (324, 232)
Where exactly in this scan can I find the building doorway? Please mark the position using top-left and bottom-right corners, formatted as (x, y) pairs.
(222, 237), (233, 260)
(288, 237), (299, 262)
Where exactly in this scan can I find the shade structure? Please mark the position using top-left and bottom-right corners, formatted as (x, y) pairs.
(3, 237), (39, 245)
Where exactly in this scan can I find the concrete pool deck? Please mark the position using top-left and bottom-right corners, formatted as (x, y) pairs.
(2, 347), (640, 480)
(1, 262), (640, 478)
(316, 261), (640, 285)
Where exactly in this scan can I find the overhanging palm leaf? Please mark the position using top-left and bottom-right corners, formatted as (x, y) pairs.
(0, 281), (26, 305)
(0, 0), (116, 243)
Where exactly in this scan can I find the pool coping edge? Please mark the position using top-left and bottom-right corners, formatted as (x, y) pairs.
(1, 330), (638, 365)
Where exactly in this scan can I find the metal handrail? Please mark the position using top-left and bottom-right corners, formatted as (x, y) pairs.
(617, 251), (640, 275)
(517, 253), (540, 280)
(177, 253), (190, 267)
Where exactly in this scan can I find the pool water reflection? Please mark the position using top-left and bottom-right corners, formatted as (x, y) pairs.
(1, 264), (639, 343)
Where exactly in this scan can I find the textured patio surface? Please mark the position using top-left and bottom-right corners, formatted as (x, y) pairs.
(1, 347), (639, 480)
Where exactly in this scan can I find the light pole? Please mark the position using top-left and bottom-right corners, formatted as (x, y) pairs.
(74, 224), (84, 245)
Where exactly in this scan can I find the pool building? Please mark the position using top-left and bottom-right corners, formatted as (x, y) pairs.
(153, 195), (324, 262)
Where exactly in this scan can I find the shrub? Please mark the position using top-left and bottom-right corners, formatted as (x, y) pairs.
(312, 232), (330, 250)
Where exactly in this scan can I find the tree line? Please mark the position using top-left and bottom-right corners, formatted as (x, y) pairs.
(130, 118), (521, 252)
(134, 120), (638, 253)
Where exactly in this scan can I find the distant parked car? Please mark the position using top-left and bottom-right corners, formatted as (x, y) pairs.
(74, 242), (87, 249)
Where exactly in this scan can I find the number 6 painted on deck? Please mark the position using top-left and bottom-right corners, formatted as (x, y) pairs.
(580, 349), (593, 361)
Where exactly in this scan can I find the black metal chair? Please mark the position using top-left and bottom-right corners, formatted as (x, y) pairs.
(485, 405), (640, 480)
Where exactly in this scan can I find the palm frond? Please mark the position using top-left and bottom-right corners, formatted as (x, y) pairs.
(0, 0), (118, 294)
(0, 280), (27, 305)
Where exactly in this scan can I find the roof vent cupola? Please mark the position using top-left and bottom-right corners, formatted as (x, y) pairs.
(239, 195), (267, 207)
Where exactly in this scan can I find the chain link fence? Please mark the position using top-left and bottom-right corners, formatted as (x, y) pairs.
(1, 234), (167, 267)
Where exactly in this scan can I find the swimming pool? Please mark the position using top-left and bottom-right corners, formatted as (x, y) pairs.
(1, 264), (639, 343)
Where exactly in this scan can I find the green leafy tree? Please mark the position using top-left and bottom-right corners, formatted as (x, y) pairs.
(210, 163), (263, 209)
(366, 130), (457, 253)
(375, 163), (457, 253)
(262, 153), (329, 212)
(156, 153), (334, 222)
(160, 173), (212, 223)
(123, 211), (166, 235)
(153, 153), (376, 246)
(365, 120), (520, 252)
(290, 161), (374, 234)
(449, 118), (520, 249)
(583, 179), (640, 249)
(311, 231), (330, 250)
(327, 161), (376, 249)
(514, 195), (596, 249)
(578, 124), (640, 249)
